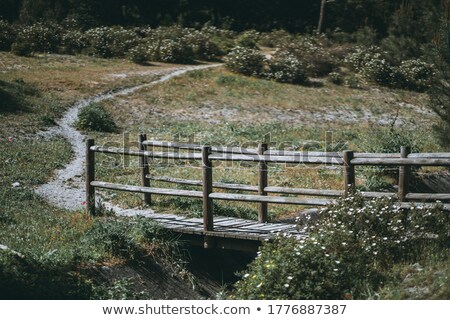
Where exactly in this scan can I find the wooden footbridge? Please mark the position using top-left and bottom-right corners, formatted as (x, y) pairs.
(85, 136), (450, 251)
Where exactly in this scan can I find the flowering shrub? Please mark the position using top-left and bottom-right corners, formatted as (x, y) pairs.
(396, 59), (435, 92)
(85, 27), (139, 58)
(235, 30), (260, 49)
(224, 46), (264, 77)
(282, 36), (336, 77)
(11, 23), (62, 56)
(182, 30), (221, 60)
(156, 39), (194, 63)
(344, 46), (384, 73)
(126, 42), (150, 64)
(231, 194), (448, 299)
(344, 46), (398, 86)
(265, 50), (307, 84)
(0, 20), (16, 51)
(60, 30), (88, 54)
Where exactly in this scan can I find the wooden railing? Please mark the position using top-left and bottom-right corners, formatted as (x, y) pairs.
(86, 136), (450, 230)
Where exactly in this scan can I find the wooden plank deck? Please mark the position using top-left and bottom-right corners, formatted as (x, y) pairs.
(140, 212), (306, 242)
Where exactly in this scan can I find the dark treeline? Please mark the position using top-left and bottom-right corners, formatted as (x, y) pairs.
(0, 0), (445, 35)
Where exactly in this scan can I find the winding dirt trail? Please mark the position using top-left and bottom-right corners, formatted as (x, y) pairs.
(36, 64), (221, 213)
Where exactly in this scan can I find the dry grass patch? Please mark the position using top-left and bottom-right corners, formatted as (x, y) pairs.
(100, 67), (436, 128)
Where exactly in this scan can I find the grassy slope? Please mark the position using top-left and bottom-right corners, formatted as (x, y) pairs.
(0, 53), (205, 299)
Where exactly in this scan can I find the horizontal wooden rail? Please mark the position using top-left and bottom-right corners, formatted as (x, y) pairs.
(91, 146), (203, 160)
(264, 186), (343, 197)
(147, 175), (259, 192)
(351, 158), (450, 166)
(209, 192), (334, 206)
(91, 181), (203, 198)
(209, 153), (344, 165)
(90, 146), (450, 166)
(408, 153), (450, 159)
(142, 140), (258, 155)
(265, 150), (401, 159)
(405, 193), (450, 201)
(264, 150), (342, 157)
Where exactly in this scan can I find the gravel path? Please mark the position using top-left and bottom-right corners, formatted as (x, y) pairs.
(36, 64), (221, 213)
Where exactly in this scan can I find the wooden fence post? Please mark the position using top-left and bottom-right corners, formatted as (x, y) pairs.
(202, 146), (214, 248)
(398, 146), (411, 202)
(258, 143), (268, 223)
(343, 150), (355, 197)
(86, 138), (95, 216)
(138, 134), (151, 205)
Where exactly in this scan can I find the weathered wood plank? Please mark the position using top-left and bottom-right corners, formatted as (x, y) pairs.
(147, 175), (258, 192)
(91, 181), (203, 198)
(209, 153), (344, 165)
(86, 139), (95, 216)
(142, 140), (258, 155)
(360, 191), (397, 198)
(408, 153), (450, 159)
(405, 193), (450, 201)
(265, 186), (343, 197)
(138, 134), (151, 205)
(210, 192), (333, 205)
(351, 158), (450, 166)
(91, 146), (202, 160)
(258, 143), (269, 223)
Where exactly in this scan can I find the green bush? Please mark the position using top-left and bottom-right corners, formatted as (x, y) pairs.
(380, 35), (422, 64)
(353, 26), (378, 46)
(396, 59), (435, 92)
(60, 29), (88, 55)
(75, 103), (117, 132)
(0, 20), (16, 51)
(231, 194), (449, 299)
(258, 29), (292, 48)
(224, 46), (264, 77)
(265, 50), (308, 84)
(283, 36), (336, 77)
(157, 39), (194, 63)
(85, 26), (139, 58)
(235, 30), (260, 49)
(182, 30), (221, 60)
(328, 72), (344, 85)
(11, 23), (62, 56)
(345, 46), (398, 87)
(200, 26), (236, 55)
(126, 42), (150, 64)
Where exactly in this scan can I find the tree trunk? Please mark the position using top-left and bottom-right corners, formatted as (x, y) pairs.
(317, 0), (326, 34)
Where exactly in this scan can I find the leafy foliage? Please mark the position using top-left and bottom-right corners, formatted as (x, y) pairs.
(224, 46), (264, 77)
(397, 59), (435, 92)
(231, 194), (449, 300)
(11, 22), (62, 56)
(75, 103), (118, 132)
(265, 50), (307, 84)
(0, 19), (16, 51)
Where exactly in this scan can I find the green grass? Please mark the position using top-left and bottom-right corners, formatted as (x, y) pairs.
(0, 135), (187, 299)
